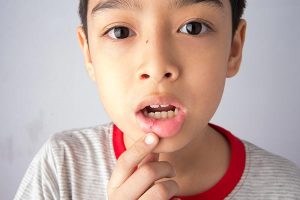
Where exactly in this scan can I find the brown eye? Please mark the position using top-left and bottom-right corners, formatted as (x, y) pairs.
(179, 21), (209, 35)
(106, 26), (134, 39)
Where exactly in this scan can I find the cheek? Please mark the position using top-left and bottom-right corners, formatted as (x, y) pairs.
(181, 44), (228, 116)
(89, 38), (142, 104)
(91, 41), (128, 85)
(95, 67), (129, 110)
(91, 53), (136, 125)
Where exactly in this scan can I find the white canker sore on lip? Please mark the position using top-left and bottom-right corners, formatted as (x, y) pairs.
(143, 108), (179, 119)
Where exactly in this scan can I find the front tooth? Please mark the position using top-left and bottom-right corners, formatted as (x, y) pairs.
(167, 111), (174, 118)
(154, 112), (161, 119)
(150, 105), (159, 108)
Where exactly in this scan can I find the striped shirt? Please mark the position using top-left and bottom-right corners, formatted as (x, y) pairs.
(14, 123), (300, 199)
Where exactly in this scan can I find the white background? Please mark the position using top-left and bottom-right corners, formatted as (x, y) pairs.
(1, 0), (299, 199)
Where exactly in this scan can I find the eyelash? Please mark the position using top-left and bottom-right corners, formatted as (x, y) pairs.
(103, 20), (213, 40)
(103, 25), (136, 40)
(178, 21), (212, 36)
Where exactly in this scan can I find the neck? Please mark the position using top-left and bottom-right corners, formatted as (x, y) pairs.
(159, 125), (231, 195)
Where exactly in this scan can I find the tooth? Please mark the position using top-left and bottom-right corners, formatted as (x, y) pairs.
(160, 105), (169, 108)
(167, 111), (174, 118)
(174, 108), (179, 116)
(150, 105), (159, 108)
(161, 111), (168, 119)
(155, 112), (161, 119)
(149, 112), (155, 118)
(143, 110), (148, 116)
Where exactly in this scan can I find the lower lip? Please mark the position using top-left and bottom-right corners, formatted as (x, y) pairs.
(135, 110), (186, 138)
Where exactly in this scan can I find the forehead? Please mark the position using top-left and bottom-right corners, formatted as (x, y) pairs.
(88, 0), (228, 15)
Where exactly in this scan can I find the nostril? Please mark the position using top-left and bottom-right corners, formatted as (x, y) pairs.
(140, 74), (150, 80)
(165, 72), (172, 78)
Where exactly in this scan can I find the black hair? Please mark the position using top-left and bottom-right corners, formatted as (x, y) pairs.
(230, 0), (246, 34)
(79, 0), (246, 39)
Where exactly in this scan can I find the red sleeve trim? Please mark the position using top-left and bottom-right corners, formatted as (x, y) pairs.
(112, 123), (246, 200)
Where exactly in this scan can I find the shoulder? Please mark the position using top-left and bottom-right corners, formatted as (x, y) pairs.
(244, 141), (300, 177)
(21, 123), (114, 168)
(49, 122), (114, 152)
(47, 122), (116, 171)
(14, 123), (115, 199)
(238, 141), (300, 198)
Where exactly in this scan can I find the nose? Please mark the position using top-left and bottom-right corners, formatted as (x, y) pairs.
(136, 38), (180, 83)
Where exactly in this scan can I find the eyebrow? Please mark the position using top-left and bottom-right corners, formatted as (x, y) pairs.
(173, 0), (223, 8)
(91, 0), (223, 15)
(92, 0), (142, 15)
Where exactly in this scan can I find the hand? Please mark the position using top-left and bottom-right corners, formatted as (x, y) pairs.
(107, 133), (179, 200)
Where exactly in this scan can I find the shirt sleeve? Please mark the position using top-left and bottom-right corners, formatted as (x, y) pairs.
(14, 139), (60, 200)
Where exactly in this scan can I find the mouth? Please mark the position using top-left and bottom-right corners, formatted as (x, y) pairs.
(141, 104), (179, 119)
(135, 96), (186, 138)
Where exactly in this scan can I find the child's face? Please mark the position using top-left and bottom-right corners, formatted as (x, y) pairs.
(78, 0), (245, 152)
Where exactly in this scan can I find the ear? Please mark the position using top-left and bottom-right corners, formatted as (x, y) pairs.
(77, 27), (96, 81)
(226, 19), (247, 78)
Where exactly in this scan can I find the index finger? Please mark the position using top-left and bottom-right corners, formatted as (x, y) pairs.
(108, 133), (159, 189)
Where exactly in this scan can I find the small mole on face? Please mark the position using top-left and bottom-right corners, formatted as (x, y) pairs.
(146, 40), (149, 44)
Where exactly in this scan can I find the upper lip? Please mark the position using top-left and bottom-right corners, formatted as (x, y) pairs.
(135, 94), (185, 113)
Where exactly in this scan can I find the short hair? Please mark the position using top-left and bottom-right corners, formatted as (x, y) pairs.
(78, 0), (246, 39)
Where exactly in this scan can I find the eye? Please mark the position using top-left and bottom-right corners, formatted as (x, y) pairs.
(105, 26), (135, 40)
(179, 21), (210, 36)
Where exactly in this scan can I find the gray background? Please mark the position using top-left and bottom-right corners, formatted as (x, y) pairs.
(1, 0), (299, 199)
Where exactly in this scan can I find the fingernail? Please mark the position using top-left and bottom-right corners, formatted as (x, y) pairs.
(145, 134), (155, 145)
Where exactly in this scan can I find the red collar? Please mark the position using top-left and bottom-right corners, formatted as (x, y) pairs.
(113, 123), (245, 200)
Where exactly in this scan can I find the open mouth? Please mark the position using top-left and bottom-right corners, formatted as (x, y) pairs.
(135, 96), (186, 138)
(141, 104), (179, 119)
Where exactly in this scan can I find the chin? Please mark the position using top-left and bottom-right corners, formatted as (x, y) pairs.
(153, 131), (192, 153)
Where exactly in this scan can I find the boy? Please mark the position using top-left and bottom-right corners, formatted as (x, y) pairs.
(15, 0), (300, 199)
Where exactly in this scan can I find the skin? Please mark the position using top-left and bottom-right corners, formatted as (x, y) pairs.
(77, 0), (246, 198)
